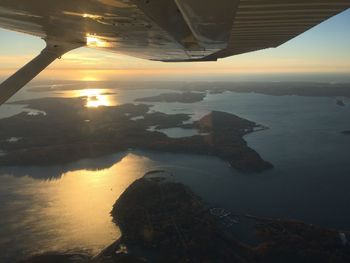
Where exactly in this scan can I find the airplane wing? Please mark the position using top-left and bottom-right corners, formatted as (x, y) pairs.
(0, 0), (349, 104)
(0, 0), (349, 62)
(206, 0), (350, 60)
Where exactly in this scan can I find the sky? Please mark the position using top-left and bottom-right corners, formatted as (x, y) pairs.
(0, 9), (350, 82)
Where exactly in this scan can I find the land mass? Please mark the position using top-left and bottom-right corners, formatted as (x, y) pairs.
(342, 130), (350, 135)
(21, 173), (350, 263)
(28, 81), (350, 98)
(108, 174), (252, 263)
(185, 82), (350, 98)
(336, 99), (345, 107)
(107, 175), (350, 263)
(135, 91), (206, 103)
(0, 97), (272, 172)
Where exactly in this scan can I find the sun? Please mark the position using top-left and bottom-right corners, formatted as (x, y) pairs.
(81, 76), (100, 82)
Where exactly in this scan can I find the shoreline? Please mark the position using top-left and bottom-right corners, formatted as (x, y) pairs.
(0, 98), (273, 173)
(20, 171), (350, 262)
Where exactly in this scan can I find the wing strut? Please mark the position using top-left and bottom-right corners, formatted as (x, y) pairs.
(0, 40), (83, 105)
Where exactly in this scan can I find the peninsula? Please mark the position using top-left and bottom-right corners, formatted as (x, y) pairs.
(107, 174), (350, 262)
(0, 97), (272, 172)
(108, 174), (251, 262)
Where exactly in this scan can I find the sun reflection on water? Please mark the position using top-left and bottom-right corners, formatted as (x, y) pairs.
(63, 88), (117, 108)
(0, 153), (155, 260)
(82, 89), (110, 108)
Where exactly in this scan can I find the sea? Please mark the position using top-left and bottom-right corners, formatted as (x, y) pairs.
(0, 81), (350, 262)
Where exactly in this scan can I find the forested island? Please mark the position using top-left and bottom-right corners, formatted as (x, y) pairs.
(0, 97), (271, 172)
(135, 91), (206, 103)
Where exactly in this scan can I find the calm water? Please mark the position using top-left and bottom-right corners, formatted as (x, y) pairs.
(1, 83), (350, 262)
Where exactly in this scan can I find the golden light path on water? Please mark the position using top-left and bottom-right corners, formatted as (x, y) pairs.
(82, 89), (110, 108)
(60, 88), (118, 108)
(1, 153), (155, 257)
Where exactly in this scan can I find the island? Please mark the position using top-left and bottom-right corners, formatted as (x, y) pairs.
(19, 172), (350, 263)
(135, 91), (206, 103)
(337, 99), (345, 107)
(342, 130), (350, 135)
(0, 97), (272, 172)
